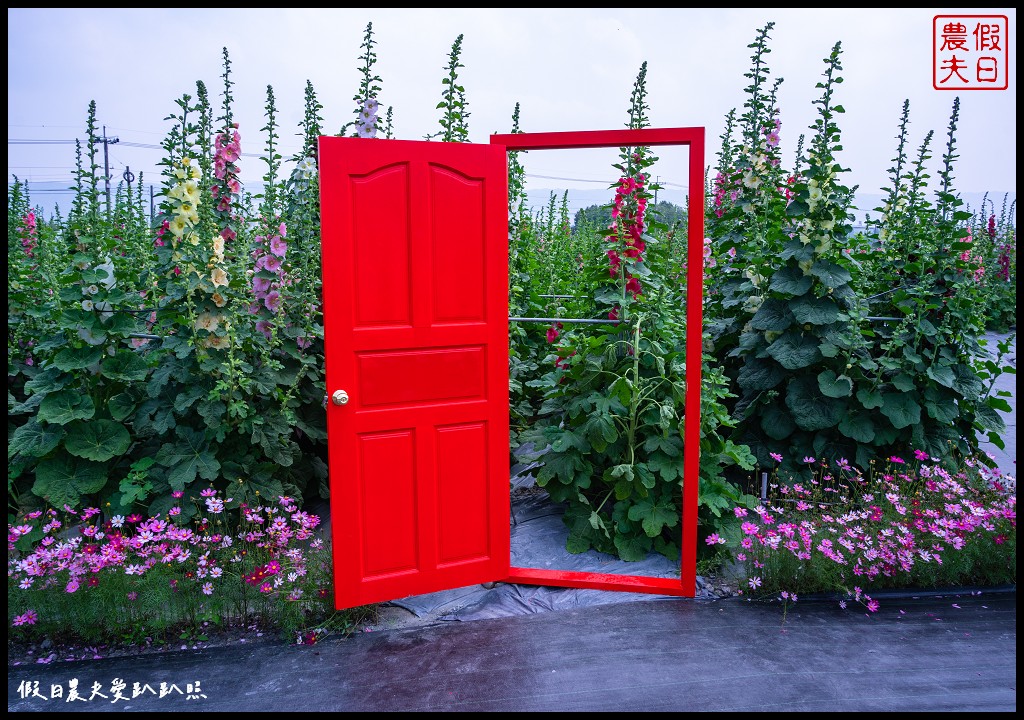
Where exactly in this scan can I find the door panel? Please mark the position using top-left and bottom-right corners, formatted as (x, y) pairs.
(320, 137), (510, 610)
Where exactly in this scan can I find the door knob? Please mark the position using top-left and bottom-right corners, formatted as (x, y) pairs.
(331, 389), (350, 406)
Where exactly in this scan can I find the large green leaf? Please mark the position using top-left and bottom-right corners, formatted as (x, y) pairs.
(925, 399), (959, 423)
(791, 296), (839, 325)
(880, 393), (922, 429)
(856, 387), (884, 409)
(32, 452), (108, 507)
(23, 367), (69, 395)
(9, 419), (65, 459)
(766, 331), (823, 370)
(929, 368), (958, 391)
(974, 404), (1006, 433)
(838, 412), (875, 443)
(769, 267), (813, 296)
(750, 299), (793, 332)
(52, 345), (103, 371)
(613, 532), (652, 561)
(809, 260), (852, 288)
(64, 420), (131, 461)
(892, 373), (915, 392)
(786, 376), (847, 431)
(818, 370), (853, 398)
(737, 358), (786, 393)
(951, 364), (983, 398)
(101, 352), (150, 382)
(627, 498), (679, 537)
(108, 392), (140, 421)
(760, 402), (796, 440)
(37, 391), (96, 425)
(154, 427), (221, 491)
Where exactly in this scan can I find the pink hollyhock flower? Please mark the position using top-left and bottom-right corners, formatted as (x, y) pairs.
(252, 276), (273, 296)
(269, 235), (287, 257)
(264, 291), (282, 313)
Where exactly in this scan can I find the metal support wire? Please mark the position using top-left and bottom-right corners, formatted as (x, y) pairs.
(509, 317), (621, 325)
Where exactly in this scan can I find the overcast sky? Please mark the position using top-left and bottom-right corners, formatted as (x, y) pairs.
(7, 8), (1016, 215)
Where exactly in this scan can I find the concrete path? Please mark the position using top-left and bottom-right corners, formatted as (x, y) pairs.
(7, 588), (1015, 712)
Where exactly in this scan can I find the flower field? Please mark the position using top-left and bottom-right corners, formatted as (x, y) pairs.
(7, 21), (1016, 647)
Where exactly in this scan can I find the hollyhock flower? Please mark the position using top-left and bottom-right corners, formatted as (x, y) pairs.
(255, 320), (273, 338)
(297, 336), (312, 350)
(252, 276), (273, 296)
(260, 255), (283, 273)
(625, 277), (642, 298)
(770, 452), (783, 462)
(269, 235), (287, 258)
(264, 291), (282, 313)
(211, 268), (229, 287)
(546, 324), (559, 344)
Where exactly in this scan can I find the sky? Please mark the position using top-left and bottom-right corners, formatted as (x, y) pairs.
(7, 8), (1017, 218)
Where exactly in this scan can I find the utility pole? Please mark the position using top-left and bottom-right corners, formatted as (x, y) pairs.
(91, 125), (119, 211)
(654, 175), (659, 206)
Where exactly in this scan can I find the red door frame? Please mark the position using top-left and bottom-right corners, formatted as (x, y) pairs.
(491, 127), (705, 598)
(322, 127), (705, 608)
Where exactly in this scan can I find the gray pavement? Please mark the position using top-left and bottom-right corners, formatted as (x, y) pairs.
(7, 588), (1016, 712)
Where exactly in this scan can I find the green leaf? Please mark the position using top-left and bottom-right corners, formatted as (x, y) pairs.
(892, 373), (915, 392)
(613, 532), (652, 561)
(974, 404), (1006, 433)
(818, 370), (853, 398)
(737, 358), (785, 392)
(760, 402), (796, 440)
(101, 352), (150, 382)
(766, 331), (823, 370)
(791, 297), (839, 325)
(925, 399), (958, 423)
(838, 412), (875, 443)
(856, 388), (883, 409)
(786, 376), (847, 431)
(24, 367), (69, 395)
(565, 533), (592, 554)
(880, 393), (921, 429)
(951, 364), (983, 398)
(785, 199), (810, 216)
(628, 498), (679, 537)
(647, 452), (682, 482)
(809, 260), (852, 288)
(926, 364), (956, 388)
(37, 391), (96, 425)
(154, 427), (220, 491)
(769, 267), (812, 296)
(750, 299), (792, 332)
(32, 452), (108, 507)
(64, 420), (131, 462)
(108, 392), (140, 421)
(9, 419), (65, 459)
(53, 346), (103, 371)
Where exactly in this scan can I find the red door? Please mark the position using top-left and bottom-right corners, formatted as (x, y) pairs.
(320, 137), (511, 610)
